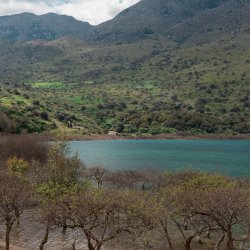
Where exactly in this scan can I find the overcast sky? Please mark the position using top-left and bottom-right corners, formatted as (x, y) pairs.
(0, 0), (141, 25)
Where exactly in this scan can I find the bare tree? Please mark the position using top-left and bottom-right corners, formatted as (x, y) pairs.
(86, 166), (108, 188)
(177, 187), (250, 250)
(0, 171), (32, 250)
(53, 187), (155, 250)
(38, 198), (61, 250)
(106, 170), (147, 189)
(202, 188), (250, 250)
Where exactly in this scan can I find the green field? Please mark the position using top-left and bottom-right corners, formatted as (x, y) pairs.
(0, 95), (31, 106)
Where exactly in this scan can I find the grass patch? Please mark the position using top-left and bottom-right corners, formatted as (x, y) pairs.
(68, 95), (84, 105)
(0, 95), (30, 106)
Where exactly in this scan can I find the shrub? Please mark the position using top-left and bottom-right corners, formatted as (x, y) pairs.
(0, 112), (16, 133)
(40, 112), (49, 121)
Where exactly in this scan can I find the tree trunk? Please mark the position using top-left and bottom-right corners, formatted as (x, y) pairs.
(165, 230), (173, 250)
(226, 230), (235, 250)
(62, 219), (67, 234)
(5, 223), (11, 250)
(215, 233), (225, 250)
(172, 218), (186, 241)
(15, 210), (20, 227)
(39, 224), (50, 250)
(84, 231), (95, 250)
(96, 243), (103, 250)
(185, 236), (194, 250)
(161, 221), (173, 250)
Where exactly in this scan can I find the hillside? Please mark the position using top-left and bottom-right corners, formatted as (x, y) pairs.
(92, 0), (232, 43)
(0, 0), (249, 135)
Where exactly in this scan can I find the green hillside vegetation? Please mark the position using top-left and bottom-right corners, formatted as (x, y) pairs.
(0, 0), (249, 135)
(0, 32), (249, 135)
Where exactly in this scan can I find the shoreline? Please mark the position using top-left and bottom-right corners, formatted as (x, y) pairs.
(52, 133), (250, 141)
(1, 133), (250, 141)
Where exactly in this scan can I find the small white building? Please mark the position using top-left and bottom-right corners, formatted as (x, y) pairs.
(108, 131), (117, 136)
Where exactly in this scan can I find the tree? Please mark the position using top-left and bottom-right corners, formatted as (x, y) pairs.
(194, 188), (250, 250)
(35, 142), (86, 248)
(0, 171), (32, 250)
(86, 166), (108, 188)
(37, 184), (82, 250)
(38, 199), (57, 250)
(53, 187), (155, 250)
(106, 170), (147, 189)
(45, 142), (84, 185)
(172, 173), (250, 250)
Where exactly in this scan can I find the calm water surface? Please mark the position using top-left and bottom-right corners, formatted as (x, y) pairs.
(69, 139), (250, 177)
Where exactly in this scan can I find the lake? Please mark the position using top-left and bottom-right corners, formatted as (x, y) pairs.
(69, 139), (250, 177)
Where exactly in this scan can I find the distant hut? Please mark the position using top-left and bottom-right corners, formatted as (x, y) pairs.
(108, 131), (117, 136)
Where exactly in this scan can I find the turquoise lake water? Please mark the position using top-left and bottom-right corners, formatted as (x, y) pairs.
(69, 140), (250, 177)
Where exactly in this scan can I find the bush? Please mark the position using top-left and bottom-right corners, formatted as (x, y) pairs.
(0, 112), (16, 133)
(40, 112), (49, 121)
(32, 100), (40, 106)
(0, 134), (48, 164)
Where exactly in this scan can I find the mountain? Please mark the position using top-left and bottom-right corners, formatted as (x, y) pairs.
(92, 0), (234, 43)
(0, 13), (92, 42)
(168, 0), (250, 46)
(1, 0), (250, 44)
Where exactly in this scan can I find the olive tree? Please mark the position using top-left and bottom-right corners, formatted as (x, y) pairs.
(173, 173), (250, 250)
(0, 171), (32, 250)
(51, 187), (155, 250)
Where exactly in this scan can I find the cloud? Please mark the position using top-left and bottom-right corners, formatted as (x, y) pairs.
(0, 0), (141, 25)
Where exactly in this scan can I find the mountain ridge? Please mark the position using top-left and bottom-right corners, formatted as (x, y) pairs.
(0, 12), (92, 42)
(0, 0), (250, 45)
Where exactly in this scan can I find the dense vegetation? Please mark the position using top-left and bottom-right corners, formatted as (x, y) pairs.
(0, 36), (249, 135)
(0, 135), (249, 249)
